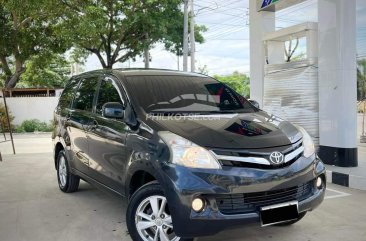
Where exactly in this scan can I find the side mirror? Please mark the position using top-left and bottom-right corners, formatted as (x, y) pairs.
(248, 99), (260, 109)
(102, 102), (124, 119)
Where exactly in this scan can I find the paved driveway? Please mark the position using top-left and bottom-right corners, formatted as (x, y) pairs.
(0, 153), (366, 241)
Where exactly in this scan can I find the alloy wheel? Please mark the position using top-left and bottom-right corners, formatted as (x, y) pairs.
(135, 195), (179, 241)
(58, 156), (67, 188)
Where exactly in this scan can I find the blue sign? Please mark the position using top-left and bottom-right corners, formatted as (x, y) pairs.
(261, 0), (273, 8)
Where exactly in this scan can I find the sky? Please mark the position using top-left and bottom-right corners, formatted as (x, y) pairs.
(83, 0), (366, 76)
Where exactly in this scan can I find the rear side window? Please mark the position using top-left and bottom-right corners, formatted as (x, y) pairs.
(58, 78), (80, 109)
(72, 76), (99, 112)
(95, 78), (124, 115)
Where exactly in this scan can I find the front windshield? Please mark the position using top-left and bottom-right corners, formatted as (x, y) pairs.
(124, 75), (257, 114)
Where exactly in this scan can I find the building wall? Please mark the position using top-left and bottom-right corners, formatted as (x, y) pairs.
(0, 97), (59, 125)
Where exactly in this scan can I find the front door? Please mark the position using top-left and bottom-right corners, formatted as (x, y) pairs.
(86, 76), (129, 194)
(68, 75), (99, 174)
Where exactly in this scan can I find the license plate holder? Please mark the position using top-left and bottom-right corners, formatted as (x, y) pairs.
(260, 201), (299, 226)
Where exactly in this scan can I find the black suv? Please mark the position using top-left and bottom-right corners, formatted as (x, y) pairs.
(52, 69), (326, 241)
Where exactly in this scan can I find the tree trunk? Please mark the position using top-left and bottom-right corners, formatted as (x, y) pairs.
(5, 68), (25, 88)
(4, 58), (25, 88)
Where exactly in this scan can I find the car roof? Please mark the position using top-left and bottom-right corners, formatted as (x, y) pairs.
(73, 68), (209, 79)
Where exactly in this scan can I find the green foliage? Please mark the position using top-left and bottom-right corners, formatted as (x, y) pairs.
(18, 53), (71, 88)
(56, 0), (173, 67)
(16, 119), (52, 133)
(0, 103), (14, 131)
(214, 71), (250, 98)
(0, 0), (70, 88)
(164, 20), (207, 56)
(357, 59), (366, 101)
(57, 0), (206, 68)
(0, 0), (207, 87)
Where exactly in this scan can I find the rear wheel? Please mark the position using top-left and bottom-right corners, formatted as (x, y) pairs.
(275, 212), (307, 226)
(126, 182), (193, 241)
(57, 150), (80, 193)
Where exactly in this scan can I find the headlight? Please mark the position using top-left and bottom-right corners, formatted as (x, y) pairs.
(159, 131), (221, 169)
(296, 125), (315, 158)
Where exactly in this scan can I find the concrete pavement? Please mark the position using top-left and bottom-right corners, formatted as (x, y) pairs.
(0, 133), (52, 155)
(1, 152), (366, 241)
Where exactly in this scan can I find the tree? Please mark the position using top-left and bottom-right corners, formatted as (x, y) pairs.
(164, 20), (207, 57)
(57, 0), (205, 69)
(357, 58), (366, 100)
(0, 0), (69, 88)
(214, 71), (250, 98)
(18, 53), (71, 88)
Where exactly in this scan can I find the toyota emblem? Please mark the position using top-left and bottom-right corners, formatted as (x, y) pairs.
(269, 151), (284, 165)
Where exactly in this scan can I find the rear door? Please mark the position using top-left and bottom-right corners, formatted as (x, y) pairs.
(86, 76), (129, 193)
(68, 75), (100, 174)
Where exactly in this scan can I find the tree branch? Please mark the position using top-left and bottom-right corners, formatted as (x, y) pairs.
(19, 17), (33, 29)
(111, 28), (126, 64)
(11, 11), (18, 29)
(86, 47), (107, 68)
(114, 50), (138, 64)
(59, 0), (82, 13)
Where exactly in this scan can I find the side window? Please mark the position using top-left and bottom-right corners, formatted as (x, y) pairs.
(58, 78), (80, 109)
(96, 78), (124, 115)
(72, 76), (99, 112)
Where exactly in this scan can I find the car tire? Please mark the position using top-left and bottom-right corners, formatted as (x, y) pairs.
(274, 212), (307, 226)
(56, 150), (80, 193)
(126, 182), (193, 241)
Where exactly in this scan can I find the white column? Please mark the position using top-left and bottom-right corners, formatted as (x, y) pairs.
(249, 0), (275, 106)
(318, 0), (358, 167)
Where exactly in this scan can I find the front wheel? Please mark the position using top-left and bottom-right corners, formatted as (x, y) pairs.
(126, 182), (193, 241)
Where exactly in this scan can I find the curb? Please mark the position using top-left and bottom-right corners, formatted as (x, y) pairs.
(326, 170), (366, 191)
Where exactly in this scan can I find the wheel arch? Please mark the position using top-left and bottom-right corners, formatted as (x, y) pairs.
(127, 169), (160, 198)
(54, 142), (64, 169)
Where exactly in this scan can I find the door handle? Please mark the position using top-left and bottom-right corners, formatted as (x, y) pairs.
(87, 119), (99, 131)
(65, 114), (72, 125)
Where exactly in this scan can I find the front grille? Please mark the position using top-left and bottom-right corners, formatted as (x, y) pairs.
(212, 139), (304, 169)
(214, 181), (314, 215)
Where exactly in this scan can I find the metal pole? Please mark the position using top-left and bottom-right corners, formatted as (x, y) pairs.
(190, 0), (196, 72)
(177, 53), (180, 71)
(2, 90), (15, 154)
(144, 47), (150, 69)
(183, 0), (189, 72)
(144, 33), (150, 69)
(363, 98), (365, 135)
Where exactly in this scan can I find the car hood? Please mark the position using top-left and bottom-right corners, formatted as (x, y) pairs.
(149, 111), (302, 149)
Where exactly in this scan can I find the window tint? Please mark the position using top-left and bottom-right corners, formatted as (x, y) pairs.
(96, 78), (123, 115)
(124, 76), (256, 114)
(58, 78), (80, 109)
(73, 76), (99, 111)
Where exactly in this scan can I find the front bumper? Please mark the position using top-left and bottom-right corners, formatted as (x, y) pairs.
(161, 155), (326, 238)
